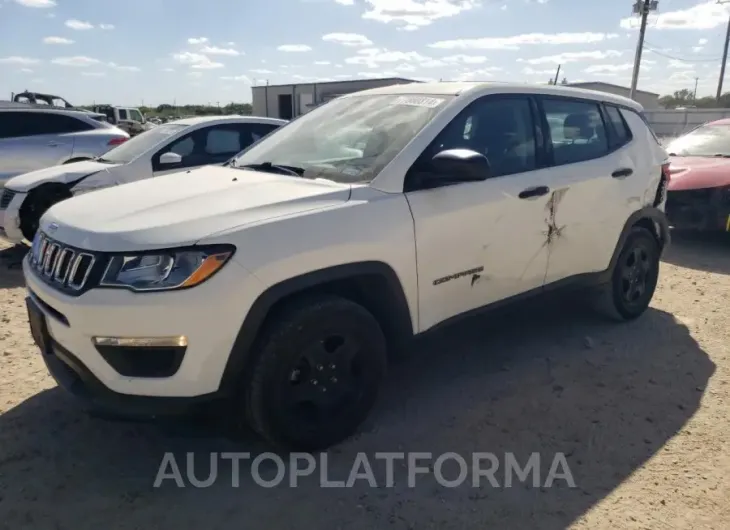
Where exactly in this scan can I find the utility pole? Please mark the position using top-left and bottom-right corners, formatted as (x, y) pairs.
(694, 77), (699, 99)
(629, 0), (659, 101)
(717, 0), (730, 101)
(552, 64), (561, 85)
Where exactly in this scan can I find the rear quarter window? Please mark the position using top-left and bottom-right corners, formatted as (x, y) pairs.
(624, 108), (661, 145)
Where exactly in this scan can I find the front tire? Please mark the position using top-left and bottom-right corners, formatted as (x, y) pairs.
(592, 226), (661, 321)
(241, 295), (387, 451)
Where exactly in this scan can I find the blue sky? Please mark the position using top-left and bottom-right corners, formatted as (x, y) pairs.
(1, 0), (729, 106)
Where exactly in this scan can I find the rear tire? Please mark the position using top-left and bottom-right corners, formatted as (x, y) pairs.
(591, 226), (660, 321)
(239, 295), (387, 451)
(19, 185), (72, 241)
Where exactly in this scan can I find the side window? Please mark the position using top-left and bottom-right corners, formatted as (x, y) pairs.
(129, 110), (144, 123)
(239, 123), (281, 150)
(204, 127), (242, 155)
(0, 113), (22, 139)
(605, 105), (632, 148)
(542, 98), (609, 166)
(168, 136), (194, 157)
(419, 96), (537, 179)
(118, 109), (129, 120)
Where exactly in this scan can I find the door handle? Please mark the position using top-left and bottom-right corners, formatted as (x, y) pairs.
(518, 185), (550, 199)
(611, 168), (633, 178)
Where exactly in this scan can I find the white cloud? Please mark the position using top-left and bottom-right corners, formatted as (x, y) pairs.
(226, 41), (236, 46)
(51, 56), (101, 67)
(699, 38), (708, 45)
(451, 67), (504, 81)
(42, 36), (73, 44)
(620, 1), (730, 30)
(109, 62), (140, 72)
(14, 0), (56, 7)
(362, 0), (479, 30)
(522, 67), (557, 76)
(398, 24), (420, 31)
(220, 75), (251, 82)
(346, 48), (431, 67)
(188, 71), (203, 78)
(163, 68), (175, 72)
(335, 0), (355, 4)
(500, 4), (507, 11)
(188, 37), (209, 44)
(431, 32), (618, 50)
(692, 46), (704, 52)
(322, 33), (373, 46)
(250, 68), (274, 74)
(440, 54), (488, 64)
(200, 46), (241, 56)
(0, 56), (41, 65)
(99, 23), (114, 30)
(314, 60), (331, 65)
(65, 19), (94, 30)
(172, 51), (224, 69)
(520, 50), (623, 65)
(21, 68), (34, 73)
(278, 44), (312, 52)
(584, 63), (635, 74)
(81, 72), (106, 77)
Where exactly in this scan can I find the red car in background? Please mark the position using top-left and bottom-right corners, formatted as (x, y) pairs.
(664, 119), (730, 232)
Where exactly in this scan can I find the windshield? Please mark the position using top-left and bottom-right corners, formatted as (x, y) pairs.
(100, 123), (189, 164)
(666, 123), (730, 157)
(231, 93), (453, 183)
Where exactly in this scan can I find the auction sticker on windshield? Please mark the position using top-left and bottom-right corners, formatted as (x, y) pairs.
(392, 96), (445, 108)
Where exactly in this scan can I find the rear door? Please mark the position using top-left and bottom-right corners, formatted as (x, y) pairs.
(536, 97), (637, 285)
(0, 112), (81, 181)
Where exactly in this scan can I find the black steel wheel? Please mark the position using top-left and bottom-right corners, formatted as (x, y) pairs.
(241, 295), (387, 451)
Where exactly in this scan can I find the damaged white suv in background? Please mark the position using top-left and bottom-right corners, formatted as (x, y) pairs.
(0, 115), (285, 243)
(23, 82), (670, 451)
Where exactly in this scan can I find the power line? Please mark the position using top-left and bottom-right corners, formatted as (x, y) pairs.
(643, 45), (722, 62)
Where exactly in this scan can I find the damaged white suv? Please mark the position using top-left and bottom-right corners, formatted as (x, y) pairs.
(23, 82), (670, 450)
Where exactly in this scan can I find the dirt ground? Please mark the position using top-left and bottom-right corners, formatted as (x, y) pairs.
(0, 233), (728, 530)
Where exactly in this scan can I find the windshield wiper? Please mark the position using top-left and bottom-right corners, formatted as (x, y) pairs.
(237, 162), (305, 177)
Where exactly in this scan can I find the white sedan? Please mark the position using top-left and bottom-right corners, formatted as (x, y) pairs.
(0, 115), (286, 243)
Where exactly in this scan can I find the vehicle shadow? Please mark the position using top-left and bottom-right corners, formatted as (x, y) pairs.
(662, 230), (730, 275)
(0, 244), (27, 288)
(0, 297), (714, 530)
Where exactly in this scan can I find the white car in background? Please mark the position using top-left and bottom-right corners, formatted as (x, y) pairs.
(0, 115), (286, 243)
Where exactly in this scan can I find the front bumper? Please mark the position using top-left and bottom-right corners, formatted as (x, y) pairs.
(0, 189), (28, 243)
(23, 254), (263, 405)
(666, 187), (730, 232)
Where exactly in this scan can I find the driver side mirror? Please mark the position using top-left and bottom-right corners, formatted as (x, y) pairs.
(159, 152), (182, 166)
(428, 148), (492, 182)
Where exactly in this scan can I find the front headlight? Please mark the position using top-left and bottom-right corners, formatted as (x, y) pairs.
(100, 245), (235, 292)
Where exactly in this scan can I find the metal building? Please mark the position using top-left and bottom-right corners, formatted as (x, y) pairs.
(567, 82), (661, 109)
(251, 77), (419, 119)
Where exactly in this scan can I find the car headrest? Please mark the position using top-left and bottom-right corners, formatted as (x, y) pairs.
(563, 113), (593, 140)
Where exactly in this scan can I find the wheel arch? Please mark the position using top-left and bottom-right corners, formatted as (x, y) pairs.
(219, 261), (415, 394)
(604, 205), (670, 282)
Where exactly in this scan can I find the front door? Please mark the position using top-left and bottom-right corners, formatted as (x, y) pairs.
(404, 95), (553, 331)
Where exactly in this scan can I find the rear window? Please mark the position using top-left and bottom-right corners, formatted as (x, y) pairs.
(631, 109), (661, 145)
(605, 105), (632, 148)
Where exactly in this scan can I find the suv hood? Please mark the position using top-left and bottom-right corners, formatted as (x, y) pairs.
(5, 160), (122, 193)
(41, 165), (352, 252)
(667, 156), (730, 191)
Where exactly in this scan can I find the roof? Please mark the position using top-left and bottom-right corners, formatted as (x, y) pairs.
(0, 105), (106, 118)
(170, 115), (288, 126)
(567, 82), (660, 97)
(252, 77), (419, 89)
(345, 82), (644, 110)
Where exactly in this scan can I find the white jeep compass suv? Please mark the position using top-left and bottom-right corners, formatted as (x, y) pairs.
(22, 82), (671, 450)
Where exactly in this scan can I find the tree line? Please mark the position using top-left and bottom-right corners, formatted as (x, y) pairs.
(657, 89), (730, 109)
(141, 102), (253, 118)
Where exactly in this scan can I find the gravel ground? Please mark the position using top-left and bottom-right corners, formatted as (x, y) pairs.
(0, 233), (728, 530)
